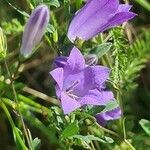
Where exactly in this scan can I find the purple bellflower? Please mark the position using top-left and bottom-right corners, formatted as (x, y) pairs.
(50, 47), (114, 114)
(96, 107), (122, 126)
(67, 0), (137, 42)
(20, 5), (49, 57)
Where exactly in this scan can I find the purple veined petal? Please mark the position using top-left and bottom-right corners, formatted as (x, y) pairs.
(60, 92), (81, 114)
(80, 90), (114, 106)
(55, 84), (61, 98)
(54, 56), (68, 68)
(69, 66), (110, 97)
(90, 11), (137, 37)
(63, 69), (93, 98)
(85, 66), (110, 89)
(20, 5), (50, 57)
(50, 68), (64, 90)
(96, 107), (122, 126)
(96, 115), (106, 126)
(107, 12), (137, 28)
(65, 47), (85, 72)
(117, 4), (132, 12)
(67, 0), (119, 41)
(63, 71), (84, 93)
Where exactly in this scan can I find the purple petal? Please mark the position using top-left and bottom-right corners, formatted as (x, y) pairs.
(61, 92), (81, 114)
(67, 0), (119, 41)
(55, 84), (61, 98)
(85, 66), (110, 89)
(65, 47), (85, 72)
(117, 4), (132, 12)
(95, 114), (107, 126)
(63, 71), (84, 94)
(50, 68), (64, 89)
(96, 107), (122, 126)
(106, 12), (137, 29)
(69, 66), (110, 97)
(80, 90), (114, 106)
(20, 5), (49, 57)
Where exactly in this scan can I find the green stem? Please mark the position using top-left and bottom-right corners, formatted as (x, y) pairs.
(2, 97), (46, 115)
(124, 139), (136, 150)
(4, 59), (32, 150)
(0, 102), (28, 150)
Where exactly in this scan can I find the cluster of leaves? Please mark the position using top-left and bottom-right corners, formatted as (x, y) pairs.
(110, 27), (150, 90)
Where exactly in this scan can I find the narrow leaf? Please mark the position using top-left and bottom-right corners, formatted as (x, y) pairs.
(102, 100), (119, 113)
(139, 119), (150, 136)
(61, 122), (79, 139)
(93, 42), (112, 58)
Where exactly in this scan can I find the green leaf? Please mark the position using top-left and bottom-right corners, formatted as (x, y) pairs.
(43, 0), (60, 7)
(72, 135), (106, 144)
(61, 122), (79, 139)
(93, 42), (112, 58)
(47, 24), (55, 33)
(139, 119), (150, 136)
(32, 138), (41, 150)
(102, 100), (119, 113)
(75, 0), (84, 9)
(135, 0), (150, 11)
(5, 0), (29, 17)
(104, 136), (114, 143)
(88, 105), (105, 116)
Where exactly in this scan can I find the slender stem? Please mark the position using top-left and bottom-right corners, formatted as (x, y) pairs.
(4, 59), (32, 150)
(96, 122), (136, 150)
(124, 139), (136, 150)
(0, 102), (28, 150)
(95, 122), (120, 138)
(90, 141), (96, 150)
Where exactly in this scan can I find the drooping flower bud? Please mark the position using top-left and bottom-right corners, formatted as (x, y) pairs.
(20, 5), (50, 57)
(0, 27), (7, 59)
(67, 0), (137, 42)
(84, 54), (98, 66)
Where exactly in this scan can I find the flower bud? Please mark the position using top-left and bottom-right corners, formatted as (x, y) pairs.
(84, 54), (98, 66)
(0, 27), (7, 59)
(20, 5), (50, 57)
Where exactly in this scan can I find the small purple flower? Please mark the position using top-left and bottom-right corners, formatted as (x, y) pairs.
(20, 5), (49, 57)
(67, 0), (137, 42)
(96, 107), (122, 126)
(50, 47), (114, 114)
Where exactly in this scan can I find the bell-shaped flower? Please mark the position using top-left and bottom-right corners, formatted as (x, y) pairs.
(50, 47), (114, 114)
(67, 0), (137, 42)
(20, 5), (49, 57)
(96, 107), (122, 126)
